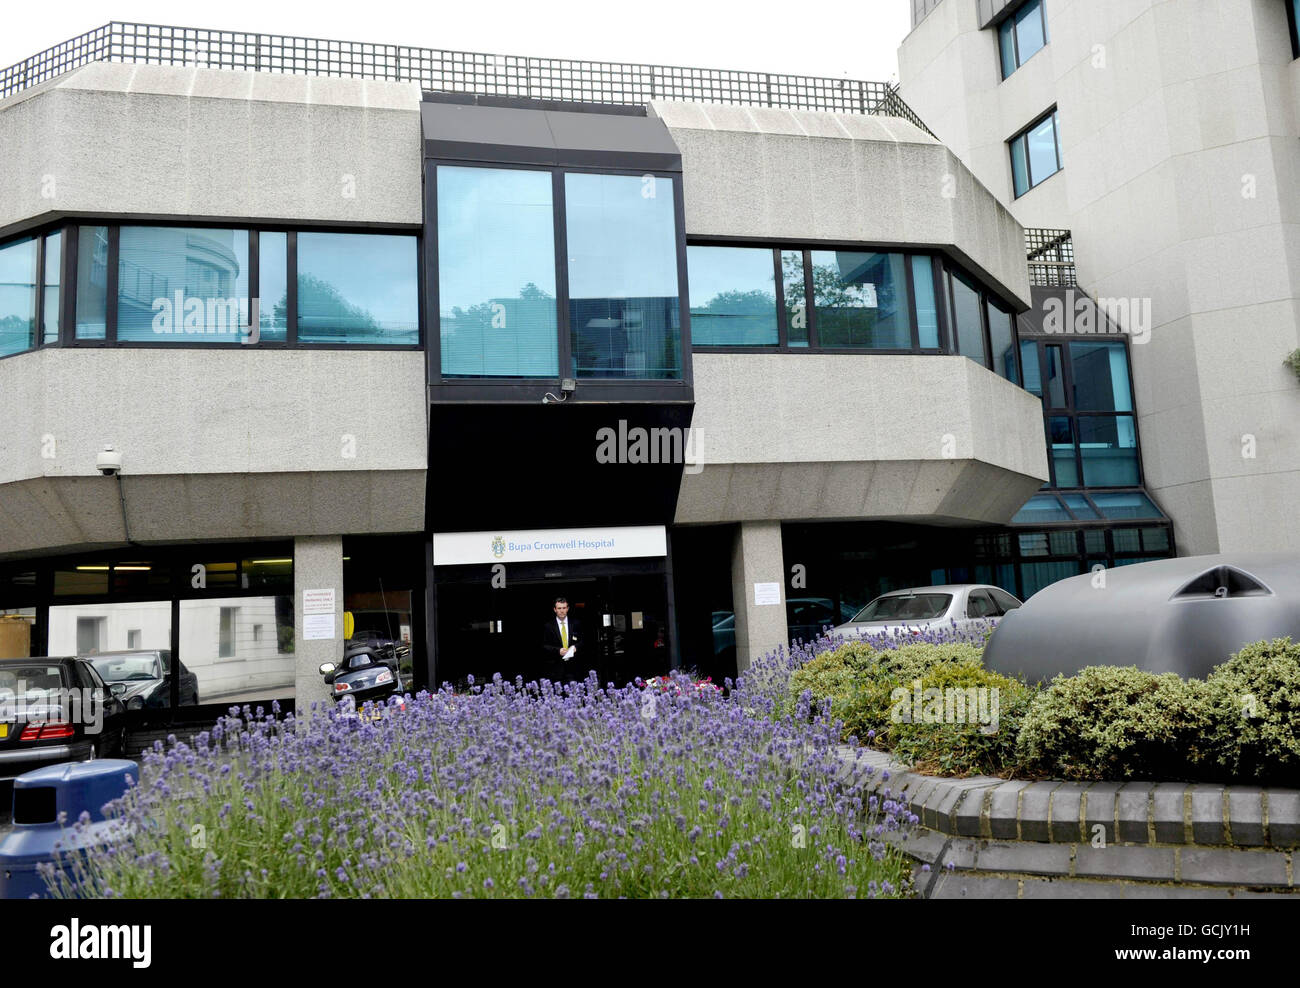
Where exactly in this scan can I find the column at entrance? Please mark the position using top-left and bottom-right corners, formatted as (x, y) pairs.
(730, 521), (788, 674)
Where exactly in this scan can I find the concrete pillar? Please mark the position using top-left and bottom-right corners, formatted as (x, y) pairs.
(294, 535), (343, 718)
(730, 521), (788, 673)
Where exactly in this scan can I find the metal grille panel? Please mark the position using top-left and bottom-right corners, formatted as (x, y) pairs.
(0, 21), (934, 135)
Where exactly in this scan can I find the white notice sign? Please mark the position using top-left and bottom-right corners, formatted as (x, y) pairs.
(303, 589), (335, 615)
(304, 614), (335, 640)
(754, 582), (781, 606)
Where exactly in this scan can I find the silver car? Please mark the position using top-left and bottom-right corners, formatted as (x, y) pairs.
(832, 584), (1022, 639)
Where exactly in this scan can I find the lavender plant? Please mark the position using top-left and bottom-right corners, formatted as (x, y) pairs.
(45, 671), (916, 899)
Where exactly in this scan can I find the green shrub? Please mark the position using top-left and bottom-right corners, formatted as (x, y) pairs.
(1016, 666), (1214, 780)
(787, 640), (877, 715)
(887, 661), (1036, 778)
(1204, 638), (1300, 783)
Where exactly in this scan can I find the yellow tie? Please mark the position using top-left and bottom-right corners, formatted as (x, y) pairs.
(561, 622), (568, 648)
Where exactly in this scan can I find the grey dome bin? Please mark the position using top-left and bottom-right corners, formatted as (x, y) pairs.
(984, 552), (1300, 683)
(0, 759), (137, 899)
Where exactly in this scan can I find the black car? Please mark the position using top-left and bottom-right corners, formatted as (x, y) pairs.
(0, 657), (127, 781)
(86, 649), (201, 709)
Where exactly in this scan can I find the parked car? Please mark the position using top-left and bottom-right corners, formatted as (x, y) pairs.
(786, 597), (841, 645)
(0, 657), (127, 780)
(86, 649), (201, 708)
(833, 584), (1022, 639)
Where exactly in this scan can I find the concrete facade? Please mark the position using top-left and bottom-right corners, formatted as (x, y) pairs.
(0, 63), (423, 237)
(680, 352), (1047, 525)
(898, 0), (1300, 556)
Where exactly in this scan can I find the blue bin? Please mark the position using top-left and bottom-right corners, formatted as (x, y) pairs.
(0, 759), (138, 899)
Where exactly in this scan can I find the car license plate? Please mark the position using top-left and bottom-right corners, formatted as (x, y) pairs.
(0, 724), (8, 739)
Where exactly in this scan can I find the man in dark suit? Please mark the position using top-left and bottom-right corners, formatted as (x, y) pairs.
(541, 596), (581, 684)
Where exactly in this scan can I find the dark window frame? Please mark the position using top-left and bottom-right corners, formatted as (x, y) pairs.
(1019, 331), (1145, 489)
(1289, 0), (1300, 59)
(685, 238), (1022, 375)
(53, 218), (423, 352)
(0, 224), (66, 363)
(1009, 106), (1062, 198)
(998, 0), (1050, 80)
(427, 159), (694, 403)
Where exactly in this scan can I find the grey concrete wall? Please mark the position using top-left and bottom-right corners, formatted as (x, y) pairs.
(678, 352), (1048, 525)
(294, 535), (343, 718)
(654, 100), (1031, 309)
(0, 63), (423, 235)
(0, 348), (427, 558)
(730, 521), (788, 673)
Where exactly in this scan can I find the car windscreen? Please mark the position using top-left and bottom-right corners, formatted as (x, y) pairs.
(90, 655), (161, 682)
(851, 593), (953, 622)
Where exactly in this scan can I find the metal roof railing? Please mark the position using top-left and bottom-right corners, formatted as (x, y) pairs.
(0, 22), (935, 136)
(1025, 228), (1077, 288)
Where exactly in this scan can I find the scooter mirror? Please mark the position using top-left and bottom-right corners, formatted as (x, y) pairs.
(319, 662), (336, 675)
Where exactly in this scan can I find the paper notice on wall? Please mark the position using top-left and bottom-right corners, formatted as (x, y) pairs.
(400, 624), (411, 643)
(754, 582), (781, 606)
(303, 589), (335, 615)
(304, 613), (335, 640)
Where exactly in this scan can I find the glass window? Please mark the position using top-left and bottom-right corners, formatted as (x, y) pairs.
(686, 245), (778, 346)
(781, 250), (808, 346)
(180, 596), (295, 703)
(0, 236), (37, 357)
(911, 255), (940, 348)
(1070, 340), (1132, 411)
(1011, 110), (1061, 197)
(258, 231), (288, 342)
(1011, 137), (1030, 198)
(999, 19), (1018, 80)
(1011, 493), (1072, 524)
(1090, 491), (1161, 520)
(43, 232), (62, 344)
(1020, 340), (1042, 395)
(986, 298), (1018, 383)
(298, 233), (418, 345)
(1044, 344), (1066, 407)
(966, 589), (998, 619)
(1141, 527), (1171, 553)
(809, 250), (912, 349)
(1061, 493), (1100, 519)
(438, 166), (558, 376)
(1049, 416), (1078, 486)
(117, 227), (251, 342)
(1112, 528), (1141, 553)
(1078, 415), (1139, 486)
(565, 172), (681, 379)
(75, 226), (109, 339)
(1019, 560), (1085, 599)
(49, 601), (175, 707)
(999, 0), (1048, 79)
(949, 269), (986, 365)
(1083, 529), (1106, 554)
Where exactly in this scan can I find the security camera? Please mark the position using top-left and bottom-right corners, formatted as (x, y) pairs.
(96, 445), (122, 477)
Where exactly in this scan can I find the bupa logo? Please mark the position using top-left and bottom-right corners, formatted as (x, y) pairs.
(49, 919), (151, 968)
(490, 536), (506, 559)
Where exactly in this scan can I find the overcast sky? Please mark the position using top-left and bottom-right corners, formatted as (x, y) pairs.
(2, 1), (913, 84)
